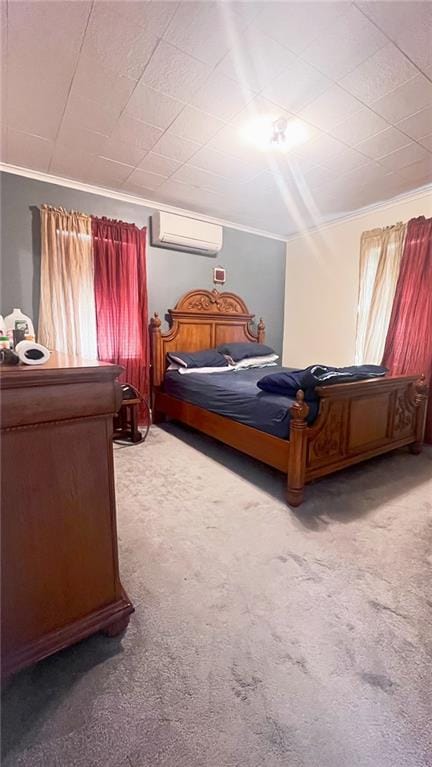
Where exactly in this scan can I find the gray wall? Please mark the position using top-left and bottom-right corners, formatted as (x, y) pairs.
(0, 171), (286, 353)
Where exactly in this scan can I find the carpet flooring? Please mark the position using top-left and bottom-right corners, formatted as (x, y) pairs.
(2, 424), (432, 767)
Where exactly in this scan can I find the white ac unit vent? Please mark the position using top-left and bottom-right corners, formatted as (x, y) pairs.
(151, 211), (223, 255)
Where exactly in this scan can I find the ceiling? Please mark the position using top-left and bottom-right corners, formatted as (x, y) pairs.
(1, 0), (431, 237)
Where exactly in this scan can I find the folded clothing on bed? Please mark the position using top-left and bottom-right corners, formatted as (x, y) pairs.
(257, 364), (388, 399)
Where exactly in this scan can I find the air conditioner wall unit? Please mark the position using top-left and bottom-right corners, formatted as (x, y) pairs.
(150, 211), (223, 255)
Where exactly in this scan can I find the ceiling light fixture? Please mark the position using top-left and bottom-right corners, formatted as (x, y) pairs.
(240, 115), (309, 153)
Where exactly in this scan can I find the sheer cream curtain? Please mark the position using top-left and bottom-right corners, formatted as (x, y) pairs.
(355, 223), (406, 365)
(38, 205), (98, 358)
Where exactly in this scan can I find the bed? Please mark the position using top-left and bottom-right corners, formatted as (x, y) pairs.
(163, 366), (320, 438)
(150, 289), (428, 507)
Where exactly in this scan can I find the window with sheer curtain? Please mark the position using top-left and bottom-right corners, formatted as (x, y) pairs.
(38, 205), (98, 359)
(355, 223), (406, 366)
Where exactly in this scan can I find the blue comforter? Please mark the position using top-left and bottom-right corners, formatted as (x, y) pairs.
(163, 366), (319, 439)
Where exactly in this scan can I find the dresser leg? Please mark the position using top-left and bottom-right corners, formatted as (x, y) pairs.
(102, 613), (131, 637)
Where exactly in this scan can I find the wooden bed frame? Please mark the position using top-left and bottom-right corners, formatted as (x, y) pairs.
(150, 289), (428, 507)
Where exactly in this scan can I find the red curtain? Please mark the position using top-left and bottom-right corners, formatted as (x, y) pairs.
(383, 216), (432, 443)
(92, 217), (149, 409)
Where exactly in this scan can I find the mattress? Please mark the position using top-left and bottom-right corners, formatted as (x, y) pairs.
(163, 366), (319, 439)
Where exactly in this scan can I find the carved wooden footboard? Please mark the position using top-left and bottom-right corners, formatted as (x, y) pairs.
(286, 375), (428, 506)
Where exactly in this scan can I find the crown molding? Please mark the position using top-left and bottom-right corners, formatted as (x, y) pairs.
(285, 183), (432, 243)
(0, 163), (287, 243)
(2, 163), (430, 246)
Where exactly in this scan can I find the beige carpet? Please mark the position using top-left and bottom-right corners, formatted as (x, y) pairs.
(2, 424), (432, 767)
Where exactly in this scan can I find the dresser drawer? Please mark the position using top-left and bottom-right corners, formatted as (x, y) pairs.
(1, 380), (121, 429)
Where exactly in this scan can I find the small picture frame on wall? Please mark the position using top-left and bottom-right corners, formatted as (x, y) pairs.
(213, 266), (226, 285)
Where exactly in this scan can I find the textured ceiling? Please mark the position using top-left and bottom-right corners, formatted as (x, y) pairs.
(1, 0), (431, 236)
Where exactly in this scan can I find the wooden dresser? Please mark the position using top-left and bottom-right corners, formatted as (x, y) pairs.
(1, 353), (134, 677)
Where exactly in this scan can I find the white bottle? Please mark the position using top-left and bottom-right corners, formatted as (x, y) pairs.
(4, 308), (35, 342)
(0, 315), (9, 348)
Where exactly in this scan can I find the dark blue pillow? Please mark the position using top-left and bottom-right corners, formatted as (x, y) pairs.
(257, 369), (306, 397)
(167, 349), (227, 368)
(216, 342), (275, 362)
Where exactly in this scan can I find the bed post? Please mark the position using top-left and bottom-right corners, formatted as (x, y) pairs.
(287, 390), (310, 507)
(409, 374), (429, 454)
(149, 313), (165, 424)
(257, 318), (265, 343)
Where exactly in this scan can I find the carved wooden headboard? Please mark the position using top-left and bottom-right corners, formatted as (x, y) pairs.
(150, 288), (265, 387)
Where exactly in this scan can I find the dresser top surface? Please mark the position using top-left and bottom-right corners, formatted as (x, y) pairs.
(0, 352), (123, 388)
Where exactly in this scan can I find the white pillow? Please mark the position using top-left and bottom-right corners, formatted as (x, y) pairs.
(167, 355), (187, 367)
(167, 362), (234, 374)
(178, 365), (234, 375)
(233, 353), (279, 371)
